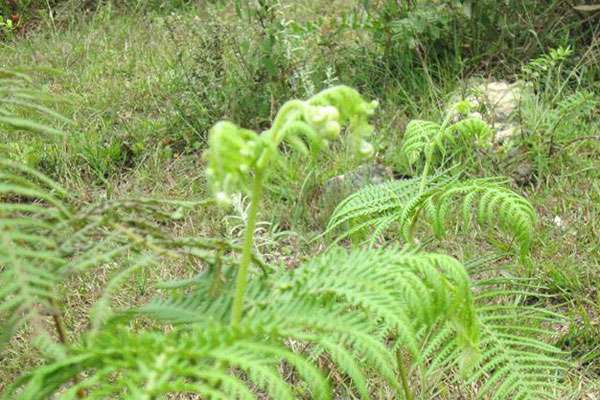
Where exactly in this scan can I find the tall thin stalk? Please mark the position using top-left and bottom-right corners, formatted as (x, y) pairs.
(230, 170), (264, 326)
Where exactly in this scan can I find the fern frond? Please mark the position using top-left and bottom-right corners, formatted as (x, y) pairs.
(399, 120), (442, 167)
(421, 261), (567, 400)
(400, 114), (493, 168)
(327, 177), (536, 257)
(468, 275), (567, 400)
(406, 179), (536, 257)
(117, 247), (478, 399)
(324, 176), (437, 245)
(0, 159), (71, 346)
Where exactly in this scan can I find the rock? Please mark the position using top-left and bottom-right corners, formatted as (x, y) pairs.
(449, 79), (523, 145)
(322, 163), (393, 198)
(480, 81), (522, 143)
(483, 81), (521, 123)
(513, 162), (534, 185)
(317, 163), (394, 222)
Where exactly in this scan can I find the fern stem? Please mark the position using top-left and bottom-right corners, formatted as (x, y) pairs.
(51, 301), (85, 399)
(231, 170), (264, 326)
(396, 351), (415, 400)
(51, 312), (68, 345)
(419, 149), (433, 194)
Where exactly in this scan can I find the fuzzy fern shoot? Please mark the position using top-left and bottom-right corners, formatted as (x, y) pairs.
(203, 85), (378, 326)
(205, 85), (378, 205)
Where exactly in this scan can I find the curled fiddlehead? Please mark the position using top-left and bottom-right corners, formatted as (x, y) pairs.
(204, 85), (378, 206)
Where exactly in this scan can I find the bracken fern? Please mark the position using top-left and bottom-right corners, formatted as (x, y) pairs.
(326, 176), (536, 258)
(2, 84), (565, 400)
(420, 256), (567, 399)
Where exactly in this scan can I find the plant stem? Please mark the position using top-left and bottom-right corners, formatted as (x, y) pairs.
(419, 113), (452, 194)
(230, 170), (264, 326)
(51, 313), (68, 345)
(51, 301), (85, 399)
(419, 148), (432, 194)
(396, 351), (415, 400)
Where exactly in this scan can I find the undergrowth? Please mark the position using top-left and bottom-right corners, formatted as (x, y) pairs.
(1, 83), (568, 399)
(1, 1), (599, 398)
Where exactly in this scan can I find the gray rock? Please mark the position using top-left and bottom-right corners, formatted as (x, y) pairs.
(513, 162), (534, 186)
(324, 164), (393, 193)
(317, 163), (394, 222)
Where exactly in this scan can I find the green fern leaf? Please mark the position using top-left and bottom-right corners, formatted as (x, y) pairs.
(327, 177), (536, 258)
(421, 258), (567, 400)
(400, 119), (441, 166)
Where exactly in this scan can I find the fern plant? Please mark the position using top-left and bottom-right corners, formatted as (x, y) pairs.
(326, 176), (536, 258)
(328, 103), (531, 257)
(324, 102), (565, 398)
(3, 85), (564, 399)
(399, 102), (492, 192)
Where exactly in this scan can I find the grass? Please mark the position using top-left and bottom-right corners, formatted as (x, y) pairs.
(1, 0), (599, 397)
(2, 10), (187, 186)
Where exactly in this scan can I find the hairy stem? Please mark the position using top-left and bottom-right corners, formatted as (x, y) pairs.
(230, 170), (264, 326)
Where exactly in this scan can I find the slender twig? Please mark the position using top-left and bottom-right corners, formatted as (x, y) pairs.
(564, 134), (600, 147)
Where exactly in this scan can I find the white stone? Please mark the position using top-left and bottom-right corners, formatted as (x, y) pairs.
(553, 216), (566, 230)
(483, 81), (521, 122)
